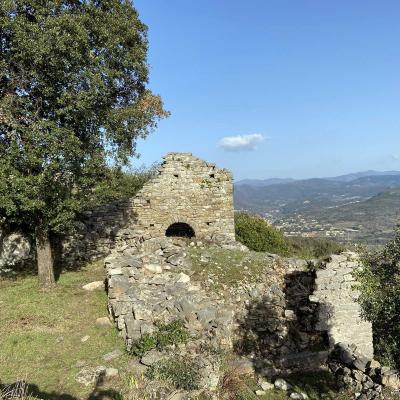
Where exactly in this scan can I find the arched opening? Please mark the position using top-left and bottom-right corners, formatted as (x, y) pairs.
(166, 222), (195, 238)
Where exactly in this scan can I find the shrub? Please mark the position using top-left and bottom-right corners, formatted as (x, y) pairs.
(235, 212), (345, 259)
(356, 226), (400, 368)
(287, 236), (345, 259)
(146, 356), (201, 390)
(129, 319), (189, 357)
(235, 212), (290, 255)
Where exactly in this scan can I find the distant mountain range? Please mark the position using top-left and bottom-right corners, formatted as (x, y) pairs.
(234, 171), (400, 244)
(235, 178), (295, 187)
(236, 170), (400, 186)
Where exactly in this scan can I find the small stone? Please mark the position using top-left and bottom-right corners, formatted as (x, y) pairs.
(105, 367), (119, 377)
(274, 378), (292, 391)
(76, 366), (106, 386)
(368, 359), (381, 369)
(381, 372), (400, 390)
(259, 379), (274, 391)
(56, 336), (64, 343)
(81, 335), (90, 343)
(352, 354), (370, 372)
(108, 267), (123, 276)
(140, 350), (164, 366)
(255, 390), (266, 396)
(82, 281), (104, 291)
(284, 309), (296, 320)
(144, 263), (162, 274)
(96, 317), (113, 328)
(126, 359), (148, 374)
(176, 272), (190, 283)
(290, 393), (308, 399)
(103, 349), (123, 361)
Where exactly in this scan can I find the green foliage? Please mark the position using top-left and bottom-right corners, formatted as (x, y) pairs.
(235, 212), (344, 258)
(356, 226), (400, 368)
(146, 356), (201, 390)
(0, 0), (168, 236)
(130, 333), (158, 358)
(235, 212), (290, 255)
(129, 320), (189, 357)
(94, 164), (159, 205)
(287, 236), (345, 259)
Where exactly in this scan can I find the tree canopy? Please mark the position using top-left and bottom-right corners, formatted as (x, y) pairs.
(0, 0), (168, 286)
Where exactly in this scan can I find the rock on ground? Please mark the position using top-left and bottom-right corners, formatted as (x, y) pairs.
(82, 281), (104, 291)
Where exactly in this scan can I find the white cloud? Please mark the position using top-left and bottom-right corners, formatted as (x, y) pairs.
(218, 133), (265, 152)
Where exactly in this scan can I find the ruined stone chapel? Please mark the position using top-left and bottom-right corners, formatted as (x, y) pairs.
(131, 152), (235, 242)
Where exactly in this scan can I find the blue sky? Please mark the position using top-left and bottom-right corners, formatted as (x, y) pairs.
(133, 0), (400, 180)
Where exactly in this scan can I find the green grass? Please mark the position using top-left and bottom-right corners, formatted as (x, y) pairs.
(129, 319), (189, 357)
(219, 371), (352, 400)
(187, 246), (281, 292)
(1, 258), (395, 400)
(0, 261), (129, 400)
(146, 356), (201, 391)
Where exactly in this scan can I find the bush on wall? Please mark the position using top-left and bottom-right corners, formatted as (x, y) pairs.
(356, 226), (400, 368)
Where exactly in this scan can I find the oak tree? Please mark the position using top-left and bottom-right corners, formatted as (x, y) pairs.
(0, 0), (168, 287)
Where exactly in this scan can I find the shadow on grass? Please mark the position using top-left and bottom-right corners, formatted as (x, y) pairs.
(0, 376), (123, 400)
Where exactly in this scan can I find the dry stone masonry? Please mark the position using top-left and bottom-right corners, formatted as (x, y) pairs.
(2, 152), (389, 398)
(63, 152), (235, 264)
(103, 239), (398, 399)
(311, 253), (374, 359)
(131, 152), (235, 242)
(0, 152), (235, 270)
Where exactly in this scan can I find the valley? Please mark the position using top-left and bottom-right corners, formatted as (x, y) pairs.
(234, 171), (400, 244)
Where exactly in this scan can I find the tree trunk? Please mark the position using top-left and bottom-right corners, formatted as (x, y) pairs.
(36, 225), (56, 289)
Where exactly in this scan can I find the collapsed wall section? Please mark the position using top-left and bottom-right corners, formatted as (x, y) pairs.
(311, 252), (374, 358)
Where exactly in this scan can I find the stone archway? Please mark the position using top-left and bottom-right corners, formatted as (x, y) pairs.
(165, 222), (195, 238)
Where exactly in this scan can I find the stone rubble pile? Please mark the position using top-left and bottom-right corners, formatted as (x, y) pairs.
(103, 237), (397, 398)
(106, 237), (236, 353)
(328, 343), (400, 399)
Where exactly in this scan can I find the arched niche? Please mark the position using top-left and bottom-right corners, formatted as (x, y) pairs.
(165, 222), (195, 238)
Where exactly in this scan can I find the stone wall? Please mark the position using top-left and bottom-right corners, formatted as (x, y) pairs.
(311, 252), (374, 358)
(131, 152), (235, 242)
(1, 152), (236, 270)
(105, 241), (374, 379)
(57, 200), (135, 267)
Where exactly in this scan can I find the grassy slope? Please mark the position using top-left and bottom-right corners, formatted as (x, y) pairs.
(0, 261), (129, 400)
(0, 255), (395, 400)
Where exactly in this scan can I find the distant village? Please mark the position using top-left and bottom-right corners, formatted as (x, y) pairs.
(237, 209), (361, 242)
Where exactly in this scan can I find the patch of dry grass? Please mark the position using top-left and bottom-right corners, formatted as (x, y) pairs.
(0, 261), (129, 399)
